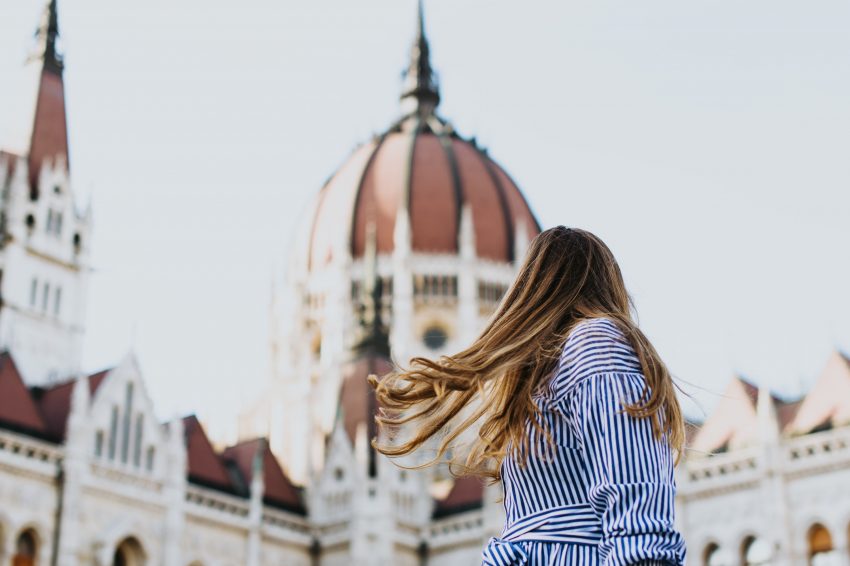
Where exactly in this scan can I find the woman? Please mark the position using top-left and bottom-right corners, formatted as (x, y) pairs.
(370, 226), (687, 565)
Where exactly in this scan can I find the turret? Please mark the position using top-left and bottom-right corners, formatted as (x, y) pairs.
(0, 0), (91, 385)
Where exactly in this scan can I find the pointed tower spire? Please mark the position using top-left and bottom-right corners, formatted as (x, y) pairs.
(38, 0), (64, 74)
(28, 0), (69, 198)
(400, 0), (440, 117)
(354, 222), (391, 358)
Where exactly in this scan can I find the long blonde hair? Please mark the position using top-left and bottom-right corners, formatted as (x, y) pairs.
(369, 226), (684, 479)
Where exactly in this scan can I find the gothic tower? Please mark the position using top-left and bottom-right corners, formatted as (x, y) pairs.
(0, 0), (92, 384)
(308, 224), (434, 564)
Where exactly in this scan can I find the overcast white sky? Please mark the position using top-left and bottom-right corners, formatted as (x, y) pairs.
(1, 0), (849, 440)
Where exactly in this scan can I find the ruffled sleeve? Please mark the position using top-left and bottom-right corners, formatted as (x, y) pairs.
(556, 319), (687, 566)
(548, 318), (643, 402)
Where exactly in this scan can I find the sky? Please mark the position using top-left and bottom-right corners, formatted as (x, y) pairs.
(1, 0), (849, 440)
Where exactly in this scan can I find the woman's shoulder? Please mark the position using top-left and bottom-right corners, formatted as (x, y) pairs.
(549, 317), (642, 398)
(566, 317), (624, 342)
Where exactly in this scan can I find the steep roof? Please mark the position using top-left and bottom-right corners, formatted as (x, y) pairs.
(222, 438), (305, 515)
(688, 375), (802, 454)
(433, 476), (485, 518)
(337, 354), (394, 479)
(785, 351), (850, 435)
(0, 353), (48, 436)
(32, 369), (109, 441)
(182, 415), (235, 492)
(28, 0), (69, 197)
(0, 350), (306, 516)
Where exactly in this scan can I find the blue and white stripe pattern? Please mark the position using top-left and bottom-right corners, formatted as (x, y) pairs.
(482, 317), (687, 565)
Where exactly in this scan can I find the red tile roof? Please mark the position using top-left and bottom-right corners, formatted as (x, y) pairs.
(28, 66), (69, 197)
(0, 353), (48, 435)
(337, 353), (395, 478)
(223, 438), (305, 514)
(339, 356), (393, 446)
(739, 376), (802, 430)
(433, 476), (485, 518)
(33, 369), (109, 441)
(182, 415), (234, 492)
(688, 375), (804, 453)
(786, 351), (850, 434)
(776, 398), (803, 430)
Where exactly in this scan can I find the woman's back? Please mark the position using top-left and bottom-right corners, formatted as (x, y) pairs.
(370, 227), (688, 566)
(486, 317), (686, 565)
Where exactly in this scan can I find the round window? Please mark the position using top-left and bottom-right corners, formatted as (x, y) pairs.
(423, 326), (448, 350)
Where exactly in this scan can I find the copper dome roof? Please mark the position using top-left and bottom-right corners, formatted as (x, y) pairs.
(306, 3), (539, 270)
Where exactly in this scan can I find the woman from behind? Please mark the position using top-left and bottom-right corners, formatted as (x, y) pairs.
(370, 226), (687, 565)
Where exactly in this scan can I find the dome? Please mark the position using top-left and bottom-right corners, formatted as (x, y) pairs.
(306, 5), (539, 270)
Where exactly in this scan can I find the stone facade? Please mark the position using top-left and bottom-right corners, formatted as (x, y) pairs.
(0, 355), (313, 566)
(679, 355), (850, 566)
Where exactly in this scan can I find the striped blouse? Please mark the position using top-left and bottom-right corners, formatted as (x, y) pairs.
(482, 317), (687, 566)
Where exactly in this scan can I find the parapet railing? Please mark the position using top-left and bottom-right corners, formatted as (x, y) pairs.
(429, 510), (484, 546)
(90, 461), (162, 494)
(0, 429), (62, 475)
(681, 424), (850, 494)
(783, 425), (850, 475)
(185, 485), (251, 520)
(679, 446), (761, 493)
(262, 506), (311, 535)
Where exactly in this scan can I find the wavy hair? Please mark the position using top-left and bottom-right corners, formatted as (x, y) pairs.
(369, 226), (684, 479)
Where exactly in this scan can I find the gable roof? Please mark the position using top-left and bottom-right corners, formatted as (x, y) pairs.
(688, 375), (802, 454)
(33, 369), (109, 441)
(222, 438), (305, 515)
(182, 415), (235, 492)
(0, 352), (308, 516)
(786, 351), (850, 435)
(0, 353), (48, 436)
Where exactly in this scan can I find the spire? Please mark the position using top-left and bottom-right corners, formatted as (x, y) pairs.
(28, 0), (69, 197)
(400, 0), (440, 117)
(353, 222), (390, 358)
(37, 0), (64, 75)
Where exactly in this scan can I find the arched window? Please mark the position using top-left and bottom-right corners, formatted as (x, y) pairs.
(808, 523), (839, 566)
(113, 537), (145, 566)
(741, 535), (772, 565)
(702, 542), (720, 566)
(12, 529), (37, 566)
